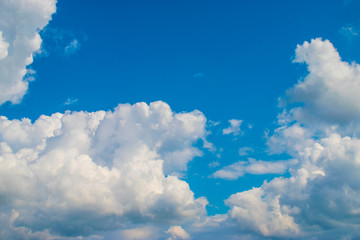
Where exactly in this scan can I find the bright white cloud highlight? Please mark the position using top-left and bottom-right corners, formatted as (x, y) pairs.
(0, 0), (56, 104)
(0, 101), (208, 238)
(166, 226), (190, 240)
(0, 31), (9, 60)
(225, 188), (300, 237)
(222, 119), (242, 135)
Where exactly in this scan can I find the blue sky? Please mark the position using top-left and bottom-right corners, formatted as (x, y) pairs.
(1, 0), (360, 239)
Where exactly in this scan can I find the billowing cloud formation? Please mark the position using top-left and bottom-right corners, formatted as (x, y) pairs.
(286, 38), (360, 124)
(212, 39), (360, 239)
(225, 133), (360, 239)
(0, 0), (56, 104)
(225, 188), (300, 237)
(0, 101), (208, 238)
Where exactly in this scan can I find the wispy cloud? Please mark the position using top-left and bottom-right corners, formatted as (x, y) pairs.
(63, 97), (78, 105)
(40, 27), (86, 56)
(193, 72), (205, 78)
(238, 147), (254, 156)
(212, 158), (294, 180)
(208, 161), (220, 168)
(339, 24), (359, 42)
(222, 119), (242, 136)
(343, 0), (355, 7)
(64, 38), (80, 55)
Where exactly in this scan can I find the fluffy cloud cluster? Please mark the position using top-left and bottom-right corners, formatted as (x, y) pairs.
(222, 133), (360, 239)
(0, 0), (56, 104)
(208, 39), (360, 239)
(2, 2), (360, 238)
(0, 101), (207, 238)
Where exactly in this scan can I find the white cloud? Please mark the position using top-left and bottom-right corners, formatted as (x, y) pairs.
(285, 38), (360, 125)
(0, 101), (208, 238)
(215, 39), (360, 239)
(63, 97), (78, 105)
(267, 122), (315, 154)
(208, 161), (220, 168)
(0, 31), (9, 60)
(0, 0), (57, 104)
(340, 24), (359, 41)
(225, 188), (300, 237)
(166, 226), (190, 240)
(238, 147), (253, 156)
(212, 158), (292, 180)
(222, 119), (242, 135)
(230, 133), (360, 239)
(113, 226), (160, 240)
(64, 39), (80, 55)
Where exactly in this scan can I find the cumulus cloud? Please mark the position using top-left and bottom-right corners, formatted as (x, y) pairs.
(0, 0), (57, 104)
(228, 133), (360, 239)
(214, 39), (360, 239)
(225, 188), (300, 237)
(222, 119), (242, 136)
(0, 101), (208, 238)
(212, 158), (293, 180)
(285, 38), (360, 124)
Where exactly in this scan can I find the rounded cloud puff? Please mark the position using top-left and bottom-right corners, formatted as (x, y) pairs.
(0, 101), (208, 238)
